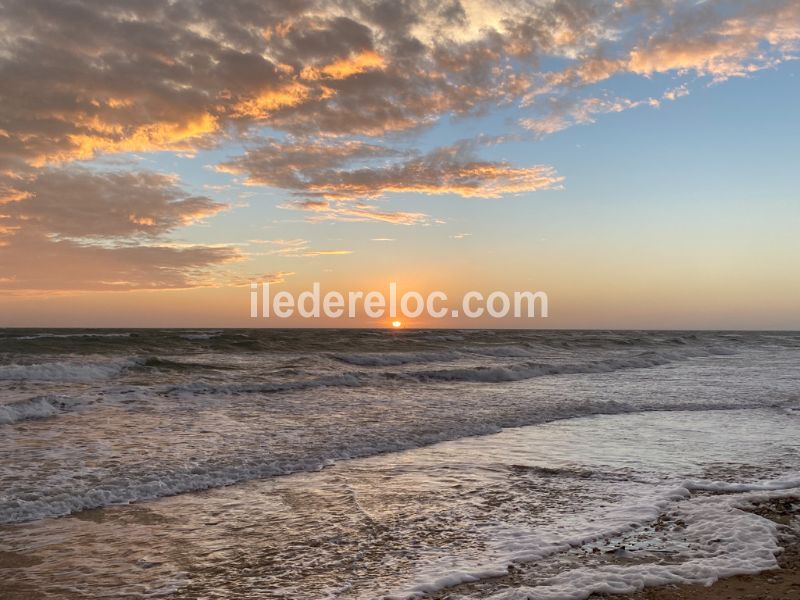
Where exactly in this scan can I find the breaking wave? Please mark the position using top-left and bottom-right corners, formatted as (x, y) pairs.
(0, 358), (142, 382)
(0, 395), (84, 425)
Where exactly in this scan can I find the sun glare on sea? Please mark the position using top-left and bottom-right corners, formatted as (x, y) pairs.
(391, 320), (403, 328)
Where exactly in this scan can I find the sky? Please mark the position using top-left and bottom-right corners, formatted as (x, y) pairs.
(0, 0), (798, 328)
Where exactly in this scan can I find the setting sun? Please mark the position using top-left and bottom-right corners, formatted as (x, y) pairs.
(391, 320), (402, 328)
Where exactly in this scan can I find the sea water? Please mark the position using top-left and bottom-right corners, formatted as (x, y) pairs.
(1, 329), (799, 598)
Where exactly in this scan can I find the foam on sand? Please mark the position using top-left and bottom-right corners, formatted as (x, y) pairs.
(484, 487), (797, 600)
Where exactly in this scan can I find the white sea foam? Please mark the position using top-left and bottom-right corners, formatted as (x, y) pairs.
(2, 404), (800, 599)
(483, 488), (796, 600)
(178, 330), (224, 340)
(683, 474), (800, 493)
(389, 484), (691, 599)
(387, 477), (800, 600)
(0, 402), (780, 525)
(0, 452), (339, 523)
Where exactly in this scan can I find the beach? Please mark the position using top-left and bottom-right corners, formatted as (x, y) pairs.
(1, 329), (799, 598)
(605, 496), (800, 600)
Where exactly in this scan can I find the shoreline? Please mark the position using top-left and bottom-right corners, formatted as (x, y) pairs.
(594, 496), (800, 600)
(432, 495), (800, 600)
(1, 405), (798, 598)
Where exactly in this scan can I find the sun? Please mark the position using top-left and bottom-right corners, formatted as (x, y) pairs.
(391, 320), (403, 328)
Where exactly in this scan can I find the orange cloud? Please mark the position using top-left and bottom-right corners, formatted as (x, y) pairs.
(301, 50), (385, 80)
(44, 113), (219, 166)
(230, 82), (313, 119)
(627, 1), (800, 81)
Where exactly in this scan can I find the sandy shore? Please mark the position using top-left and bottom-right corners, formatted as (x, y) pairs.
(594, 496), (800, 600)
(1, 496), (797, 599)
(431, 495), (800, 600)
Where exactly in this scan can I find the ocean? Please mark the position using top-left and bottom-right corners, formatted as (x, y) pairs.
(1, 329), (799, 598)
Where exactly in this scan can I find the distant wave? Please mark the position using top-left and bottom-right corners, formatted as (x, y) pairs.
(330, 350), (463, 366)
(330, 341), (735, 369)
(0, 357), (142, 382)
(12, 332), (133, 340)
(165, 372), (367, 396)
(141, 356), (236, 372)
(166, 347), (734, 396)
(465, 345), (538, 357)
(177, 330), (225, 341)
(407, 348), (729, 384)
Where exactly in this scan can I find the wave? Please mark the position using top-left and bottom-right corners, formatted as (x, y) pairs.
(2, 402), (783, 524)
(165, 372), (367, 396)
(404, 348), (725, 384)
(682, 474), (800, 493)
(464, 345), (537, 357)
(178, 330), (224, 341)
(0, 395), (83, 425)
(330, 350), (463, 366)
(12, 332), (133, 340)
(141, 356), (236, 372)
(0, 357), (141, 382)
(165, 348), (733, 396)
(0, 345), (733, 412)
(0, 401), (800, 523)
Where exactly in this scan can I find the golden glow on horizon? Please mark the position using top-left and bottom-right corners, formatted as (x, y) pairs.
(391, 320), (402, 328)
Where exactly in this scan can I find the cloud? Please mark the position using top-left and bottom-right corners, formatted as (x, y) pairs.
(625, 1), (800, 82)
(516, 1), (800, 134)
(272, 198), (430, 225)
(248, 238), (353, 257)
(221, 138), (563, 200)
(0, 0), (796, 171)
(0, 231), (237, 292)
(0, 0), (797, 293)
(229, 271), (295, 287)
(217, 139), (401, 191)
(297, 202), (430, 225)
(0, 168), (237, 291)
(0, 0), (520, 168)
(521, 93), (661, 136)
(0, 0), (298, 168)
(0, 169), (226, 238)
